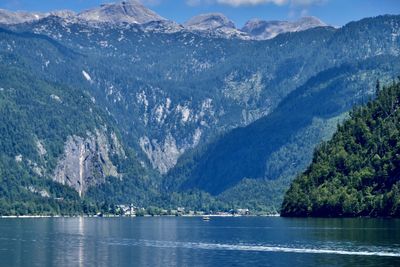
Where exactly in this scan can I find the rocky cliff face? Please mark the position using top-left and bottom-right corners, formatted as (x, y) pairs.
(78, 0), (166, 24)
(134, 87), (219, 173)
(53, 130), (121, 196)
(184, 13), (235, 31)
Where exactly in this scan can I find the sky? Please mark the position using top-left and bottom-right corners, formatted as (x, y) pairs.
(0, 0), (400, 27)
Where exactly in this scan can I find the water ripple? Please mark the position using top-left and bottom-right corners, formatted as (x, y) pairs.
(104, 238), (400, 257)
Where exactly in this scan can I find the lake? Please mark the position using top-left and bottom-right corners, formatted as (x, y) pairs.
(0, 217), (399, 266)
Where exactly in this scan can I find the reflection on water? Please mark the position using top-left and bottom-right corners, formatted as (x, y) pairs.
(0, 217), (400, 266)
(78, 217), (84, 267)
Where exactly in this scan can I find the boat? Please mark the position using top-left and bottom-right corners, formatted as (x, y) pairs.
(202, 216), (210, 221)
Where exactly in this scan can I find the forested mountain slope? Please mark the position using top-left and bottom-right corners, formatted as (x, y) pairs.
(0, 54), (151, 215)
(281, 81), (400, 217)
(163, 56), (400, 210)
(6, 15), (399, 177)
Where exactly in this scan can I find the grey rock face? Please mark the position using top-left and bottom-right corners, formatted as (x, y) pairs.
(184, 13), (249, 39)
(135, 89), (213, 174)
(139, 134), (181, 174)
(184, 13), (236, 31)
(242, 16), (327, 40)
(53, 131), (119, 196)
(77, 0), (166, 24)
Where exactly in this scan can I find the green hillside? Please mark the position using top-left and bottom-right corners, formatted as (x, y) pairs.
(0, 63), (150, 215)
(281, 81), (400, 217)
(164, 57), (400, 211)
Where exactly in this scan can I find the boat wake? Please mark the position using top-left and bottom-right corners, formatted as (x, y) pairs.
(106, 239), (400, 257)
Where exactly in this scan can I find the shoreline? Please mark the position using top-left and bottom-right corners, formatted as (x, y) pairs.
(0, 214), (281, 219)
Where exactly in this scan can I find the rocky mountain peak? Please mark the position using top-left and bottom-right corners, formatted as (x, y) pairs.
(0, 3), (327, 39)
(184, 13), (236, 31)
(77, 0), (166, 24)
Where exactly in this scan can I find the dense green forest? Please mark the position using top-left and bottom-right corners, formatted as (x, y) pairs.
(281, 80), (400, 217)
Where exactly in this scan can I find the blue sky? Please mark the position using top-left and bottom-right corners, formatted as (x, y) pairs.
(1, 0), (399, 27)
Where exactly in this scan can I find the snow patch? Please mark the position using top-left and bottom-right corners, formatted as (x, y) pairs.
(177, 105), (191, 123)
(50, 94), (62, 103)
(15, 154), (23, 162)
(82, 70), (92, 82)
(193, 128), (202, 146)
(137, 91), (149, 125)
(166, 98), (172, 110)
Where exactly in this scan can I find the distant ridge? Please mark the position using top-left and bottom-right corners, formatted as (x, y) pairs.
(241, 16), (327, 40)
(0, 1), (327, 40)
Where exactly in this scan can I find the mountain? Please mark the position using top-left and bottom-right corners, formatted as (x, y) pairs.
(183, 13), (248, 38)
(77, 0), (166, 24)
(0, 3), (399, 213)
(164, 56), (400, 209)
(0, 62), (122, 215)
(0, 9), (45, 24)
(183, 14), (327, 40)
(161, 15), (400, 211)
(0, 27), (156, 215)
(0, 3), (326, 40)
(241, 16), (327, 40)
(185, 13), (235, 31)
(0, 9), (78, 25)
(281, 81), (400, 217)
(11, 16), (339, 176)
(0, 1), (166, 26)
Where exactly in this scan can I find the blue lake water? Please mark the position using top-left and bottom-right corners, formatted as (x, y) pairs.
(0, 217), (400, 266)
